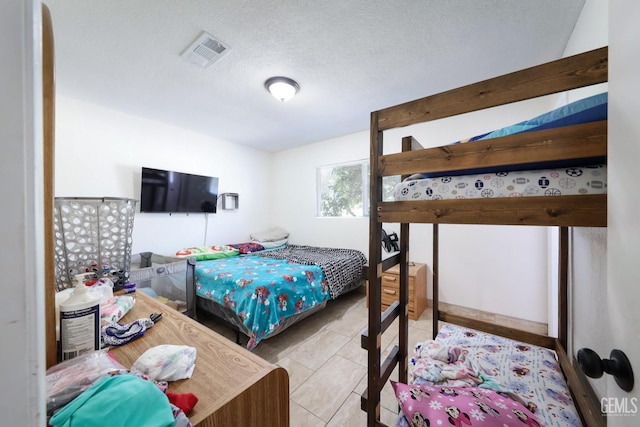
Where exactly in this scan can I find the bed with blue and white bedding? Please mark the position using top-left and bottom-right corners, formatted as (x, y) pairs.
(393, 93), (608, 202)
(195, 244), (367, 349)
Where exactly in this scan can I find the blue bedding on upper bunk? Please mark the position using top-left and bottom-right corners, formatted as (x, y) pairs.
(463, 92), (607, 142)
(418, 92), (607, 178)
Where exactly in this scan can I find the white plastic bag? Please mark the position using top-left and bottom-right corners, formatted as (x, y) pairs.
(131, 344), (196, 381)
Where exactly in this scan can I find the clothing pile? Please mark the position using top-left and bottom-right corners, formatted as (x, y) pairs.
(46, 348), (198, 427)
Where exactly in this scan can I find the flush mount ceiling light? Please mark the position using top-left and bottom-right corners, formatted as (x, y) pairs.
(265, 76), (300, 102)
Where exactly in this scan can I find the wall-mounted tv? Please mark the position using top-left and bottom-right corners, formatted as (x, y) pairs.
(140, 167), (219, 213)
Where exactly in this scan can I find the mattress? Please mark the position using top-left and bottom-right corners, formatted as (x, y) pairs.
(394, 164), (606, 201)
(405, 324), (582, 427)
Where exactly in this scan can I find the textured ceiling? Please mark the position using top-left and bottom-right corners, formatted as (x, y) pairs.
(46, 0), (585, 152)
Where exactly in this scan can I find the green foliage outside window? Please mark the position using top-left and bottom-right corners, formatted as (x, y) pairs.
(319, 163), (363, 217)
(317, 160), (400, 217)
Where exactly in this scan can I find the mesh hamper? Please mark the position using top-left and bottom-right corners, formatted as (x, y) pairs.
(129, 252), (196, 318)
(54, 197), (137, 291)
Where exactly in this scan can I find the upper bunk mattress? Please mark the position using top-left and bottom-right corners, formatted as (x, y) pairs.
(394, 164), (607, 201)
(393, 92), (608, 202)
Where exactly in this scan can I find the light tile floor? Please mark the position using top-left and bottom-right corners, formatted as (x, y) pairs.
(198, 286), (545, 426)
(198, 286), (429, 425)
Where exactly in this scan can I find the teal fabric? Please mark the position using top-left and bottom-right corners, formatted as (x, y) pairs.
(476, 92), (607, 140)
(196, 254), (329, 349)
(49, 374), (176, 427)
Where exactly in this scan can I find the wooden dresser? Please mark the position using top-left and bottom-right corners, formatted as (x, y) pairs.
(109, 291), (289, 426)
(367, 262), (428, 320)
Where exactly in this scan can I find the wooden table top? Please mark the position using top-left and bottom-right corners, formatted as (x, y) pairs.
(108, 291), (288, 426)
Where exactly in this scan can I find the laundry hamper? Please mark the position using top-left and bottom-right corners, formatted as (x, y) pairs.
(53, 197), (137, 291)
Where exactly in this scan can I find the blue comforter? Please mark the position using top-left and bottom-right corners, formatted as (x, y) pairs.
(196, 255), (330, 349)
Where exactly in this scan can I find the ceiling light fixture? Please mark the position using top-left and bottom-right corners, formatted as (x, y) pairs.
(265, 76), (300, 102)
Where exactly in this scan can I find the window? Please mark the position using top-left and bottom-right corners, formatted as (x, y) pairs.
(316, 160), (400, 217)
(317, 161), (366, 217)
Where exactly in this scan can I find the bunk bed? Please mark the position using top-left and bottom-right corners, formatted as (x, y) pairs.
(362, 47), (607, 427)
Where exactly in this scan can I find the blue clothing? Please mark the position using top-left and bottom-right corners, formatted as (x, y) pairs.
(49, 374), (176, 427)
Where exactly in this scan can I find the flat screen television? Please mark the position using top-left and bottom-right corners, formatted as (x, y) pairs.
(140, 167), (219, 213)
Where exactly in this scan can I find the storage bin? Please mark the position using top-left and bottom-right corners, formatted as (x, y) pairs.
(129, 252), (196, 318)
(53, 197), (137, 291)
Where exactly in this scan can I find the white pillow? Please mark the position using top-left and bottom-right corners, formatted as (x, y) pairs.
(250, 226), (289, 242)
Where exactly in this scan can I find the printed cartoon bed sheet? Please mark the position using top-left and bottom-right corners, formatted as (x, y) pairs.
(403, 324), (582, 427)
(196, 255), (330, 349)
(394, 164), (607, 201)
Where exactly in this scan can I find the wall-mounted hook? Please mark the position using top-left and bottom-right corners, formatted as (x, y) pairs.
(577, 348), (634, 392)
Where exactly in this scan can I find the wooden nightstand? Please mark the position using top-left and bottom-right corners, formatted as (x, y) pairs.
(366, 262), (427, 320)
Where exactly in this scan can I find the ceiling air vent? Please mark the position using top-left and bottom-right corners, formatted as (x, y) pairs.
(181, 31), (230, 69)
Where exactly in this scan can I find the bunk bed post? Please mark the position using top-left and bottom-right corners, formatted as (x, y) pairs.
(398, 222), (409, 385)
(558, 226), (569, 350)
(366, 111), (384, 427)
(398, 136), (414, 385)
(432, 224), (439, 339)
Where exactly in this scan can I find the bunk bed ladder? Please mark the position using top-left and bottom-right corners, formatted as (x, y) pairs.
(363, 111), (385, 427)
(362, 126), (414, 427)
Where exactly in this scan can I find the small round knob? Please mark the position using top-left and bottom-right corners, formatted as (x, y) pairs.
(609, 350), (635, 392)
(577, 348), (604, 378)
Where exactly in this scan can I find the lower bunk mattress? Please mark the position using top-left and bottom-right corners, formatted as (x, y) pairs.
(195, 245), (367, 349)
(394, 164), (606, 201)
(394, 324), (582, 427)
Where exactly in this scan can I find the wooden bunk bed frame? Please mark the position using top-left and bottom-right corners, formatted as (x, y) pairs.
(362, 47), (607, 427)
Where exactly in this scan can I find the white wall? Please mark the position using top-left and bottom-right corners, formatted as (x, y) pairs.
(55, 96), (273, 256)
(560, 0), (610, 400)
(550, 0), (607, 340)
(271, 132), (370, 251)
(272, 98), (558, 323)
(608, 0), (640, 421)
(559, 2), (640, 421)
(0, 0), (45, 424)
